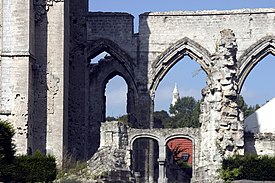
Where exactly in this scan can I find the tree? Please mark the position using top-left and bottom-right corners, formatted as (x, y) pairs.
(0, 120), (16, 182)
(153, 110), (170, 128)
(237, 95), (260, 118)
(0, 120), (15, 164)
(169, 96), (201, 128)
(106, 116), (117, 121)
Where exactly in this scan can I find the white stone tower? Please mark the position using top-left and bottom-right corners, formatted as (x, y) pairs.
(171, 83), (180, 106)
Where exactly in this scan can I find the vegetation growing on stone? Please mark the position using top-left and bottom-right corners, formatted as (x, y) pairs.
(220, 154), (275, 182)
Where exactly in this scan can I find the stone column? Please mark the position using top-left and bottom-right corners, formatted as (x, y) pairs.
(158, 143), (167, 183)
(148, 139), (155, 183)
(199, 29), (244, 181)
(148, 94), (155, 183)
(1, 0), (35, 155)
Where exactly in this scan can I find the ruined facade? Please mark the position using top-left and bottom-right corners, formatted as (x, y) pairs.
(0, 0), (275, 181)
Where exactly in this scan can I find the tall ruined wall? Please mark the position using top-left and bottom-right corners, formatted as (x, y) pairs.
(68, 0), (89, 160)
(1, 1), (274, 174)
(32, 0), (69, 163)
(0, 0), (70, 164)
(139, 9), (275, 90)
(87, 8), (275, 181)
(87, 12), (151, 130)
(0, 0), (35, 154)
(87, 12), (136, 59)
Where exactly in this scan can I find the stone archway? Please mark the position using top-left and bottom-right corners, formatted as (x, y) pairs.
(149, 37), (211, 128)
(150, 37), (212, 93)
(87, 54), (138, 158)
(90, 58), (138, 122)
(131, 136), (160, 183)
(238, 36), (275, 93)
(87, 38), (135, 75)
(165, 136), (194, 183)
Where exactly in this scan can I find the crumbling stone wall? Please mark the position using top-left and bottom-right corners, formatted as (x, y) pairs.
(89, 121), (199, 183)
(88, 8), (275, 181)
(245, 132), (275, 156)
(1, 1), (275, 179)
(198, 29), (244, 180)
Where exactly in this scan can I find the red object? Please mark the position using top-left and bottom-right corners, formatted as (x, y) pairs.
(167, 138), (193, 164)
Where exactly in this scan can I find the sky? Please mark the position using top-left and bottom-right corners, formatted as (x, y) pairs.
(89, 0), (275, 117)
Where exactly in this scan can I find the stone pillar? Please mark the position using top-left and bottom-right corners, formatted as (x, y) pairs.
(158, 160), (166, 183)
(199, 29), (244, 181)
(134, 172), (141, 183)
(0, 0), (35, 155)
(68, 0), (88, 160)
(158, 144), (167, 183)
(148, 139), (155, 183)
(32, 0), (70, 165)
(149, 93), (155, 128)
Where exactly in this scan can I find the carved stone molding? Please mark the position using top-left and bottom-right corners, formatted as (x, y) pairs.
(34, 0), (64, 22)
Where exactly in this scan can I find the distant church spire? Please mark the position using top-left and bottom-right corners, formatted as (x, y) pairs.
(171, 83), (180, 106)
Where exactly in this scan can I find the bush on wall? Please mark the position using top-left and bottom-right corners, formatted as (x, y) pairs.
(220, 154), (275, 182)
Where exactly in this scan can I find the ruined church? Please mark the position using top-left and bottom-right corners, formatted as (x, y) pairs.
(0, 0), (275, 182)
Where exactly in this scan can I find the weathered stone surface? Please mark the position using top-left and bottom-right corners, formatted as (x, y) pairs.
(1, 3), (275, 181)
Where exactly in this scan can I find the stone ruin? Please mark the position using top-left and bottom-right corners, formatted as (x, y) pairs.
(0, 0), (275, 182)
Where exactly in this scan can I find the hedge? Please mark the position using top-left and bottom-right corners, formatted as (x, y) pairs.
(0, 120), (15, 165)
(0, 120), (57, 182)
(220, 154), (275, 182)
(12, 151), (57, 182)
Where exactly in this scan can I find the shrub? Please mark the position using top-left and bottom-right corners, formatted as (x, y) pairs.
(220, 154), (275, 182)
(0, 121), (57, 182)
(12, 151), (57, 182)
(0, 120), (15, 164)
(0, 120), (16, 182)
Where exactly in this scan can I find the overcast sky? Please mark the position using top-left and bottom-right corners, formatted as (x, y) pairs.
(89, 0), (275, 117)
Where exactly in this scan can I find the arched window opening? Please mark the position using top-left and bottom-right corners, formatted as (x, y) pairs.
(154, 56), (206, 128)
(166, 137), (193, 183)
(105, 75), (128, 121)
(241, 54), (275, 155)
(90, 51), (111, 64)
(242, 54), (275, 133)
(241, 54), (275, 111)
(132, 138), (159, 182)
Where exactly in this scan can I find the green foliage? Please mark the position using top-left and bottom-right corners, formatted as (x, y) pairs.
(0, 121), (57, 182)
(220, 154), (275, 182)
(12, 150), (57, 182)
(1, 150), (57, 182)
(154, 96), (201, 128)
(106, 116), (116, 121)
(0, 120), (16, 182)
(169, 96), (201, 128)
(106, 115), (131, 126)
(117, 114), (128, 125)
(237, 95), (260, 118)
(0, 120), (16, 164)
(220, 167), (241, 183)
(58, 161), (87, 182)
(154, 110), (169, 128)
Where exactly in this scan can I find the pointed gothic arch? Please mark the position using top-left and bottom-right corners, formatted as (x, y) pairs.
(91, 59), (138, 122)
(150, 37), (212, 94)
(238, 36), (275, 93)
(86, 38), (135, 72)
